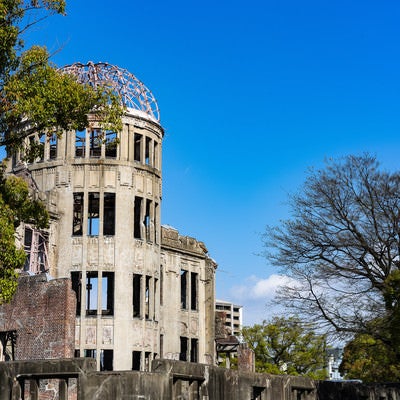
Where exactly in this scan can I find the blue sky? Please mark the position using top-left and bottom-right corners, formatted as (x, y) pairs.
(15, 0), (400, 324)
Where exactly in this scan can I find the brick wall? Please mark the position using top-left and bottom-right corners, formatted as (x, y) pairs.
(0, 273), (76, 360)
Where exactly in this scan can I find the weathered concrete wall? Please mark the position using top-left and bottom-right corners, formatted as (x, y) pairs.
(0, 274), (76, 360)
(1, 358), (400, 400)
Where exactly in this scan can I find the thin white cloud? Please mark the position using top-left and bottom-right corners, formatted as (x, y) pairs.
(231, 274), (295, 301)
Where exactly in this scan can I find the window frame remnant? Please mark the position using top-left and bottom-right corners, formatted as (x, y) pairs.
(86, 272), (98, 316)
(105, 131), (117, 158)
(49, 133), (57, 159)
(0, 331), (17, 361)
(23, 225), (49, 274)
(89, 129), (102, 157)
(75, 129), (86, 158)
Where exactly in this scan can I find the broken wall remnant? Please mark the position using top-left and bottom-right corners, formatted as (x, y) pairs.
(0, 274), (76, 361)
(1, 358), (399, 400)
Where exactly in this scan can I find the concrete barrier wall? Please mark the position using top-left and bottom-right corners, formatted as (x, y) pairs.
(0, 358), (399, 400)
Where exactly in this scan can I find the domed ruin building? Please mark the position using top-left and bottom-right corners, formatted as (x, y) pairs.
(6, 63), (217, 371)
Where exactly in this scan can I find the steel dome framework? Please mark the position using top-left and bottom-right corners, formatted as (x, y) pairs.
(62, 62), (160, 122)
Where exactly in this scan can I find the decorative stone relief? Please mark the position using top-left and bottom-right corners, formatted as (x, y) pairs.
(136, 175), (144, 192)
(85, 326), (96, 345)
(102, 326), (113, 345)
(75, 325), (80, 347)
(146, 177), (153, 195)
(180, 322), (188, 336)
(74, 167), (84, 188)
(190, 318), (199, 335)
(89, 170), (99, 187)
(104, 169), (116, 188)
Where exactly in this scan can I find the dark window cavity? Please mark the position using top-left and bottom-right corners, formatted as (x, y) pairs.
(180, 337), (188, 361)
(190, 338), (198, 363)
(134, 133), (142, 162)
(134, 196), (142, 239)
(73, 193), (84, 236)
(133, 274), (141, 318)
(103, 193), (115, 235)
(0, 331), (16, 361)
(191, 272), (198, 311)
(100, 349), (113, 371)
(180, 270), (187, 309)
(71, 271), (82, 316)
(132, 351), (141, 370)
(145, 137), (151, 165)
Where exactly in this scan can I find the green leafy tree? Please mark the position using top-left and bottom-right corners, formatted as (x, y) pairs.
(340, 331), (400, 383)
(242, 316), (327, 379)
(264, 155), (400, 380)
(0, 163), (48, 302)
(0, 0), (122, 301)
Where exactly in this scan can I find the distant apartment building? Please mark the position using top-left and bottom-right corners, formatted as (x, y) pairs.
(215, 300), (243, 337)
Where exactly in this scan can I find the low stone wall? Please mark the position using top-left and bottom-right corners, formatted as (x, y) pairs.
(0, 358), (399, 400)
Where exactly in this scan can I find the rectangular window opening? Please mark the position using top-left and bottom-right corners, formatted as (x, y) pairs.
(145, 275), (151, 320)
(84, 349), (96, 359)
(71, 272), (82, 316)
(132, 351), (141, 371)
(134, 133), (142, 162)
(86, 272), (98, 316)
(133, 274), (142, 318)
(103, 193), (115, 236)
(252, 387), (265, 400)
(190, 338), (198, 363)
(102, 272), (114, 316)
(100, 349), (113, 371)
(144, 199), (151, 242)
(180, 337), (188, 361)
(181, 270), (187, 309)
(89, 129), (102, 157)
(75, 129), (86, 158)
(134, 196), (142, 239)
(49, 133), (57, 159)
(145, 137), (151, 165)
(190, 272), (198, 311)
(153, 141), (158, 169)
(144, 351), (151, 371)
(0, 331), (17, 361)
(73, 193), (84, 236)
(105, 131), (117, 158)
(88, 193), (100, 236)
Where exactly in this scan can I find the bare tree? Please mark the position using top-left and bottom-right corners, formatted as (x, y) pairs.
(264, 154), (400, 346)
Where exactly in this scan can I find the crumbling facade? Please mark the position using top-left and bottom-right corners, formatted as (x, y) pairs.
(5, 62), (217, 371)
